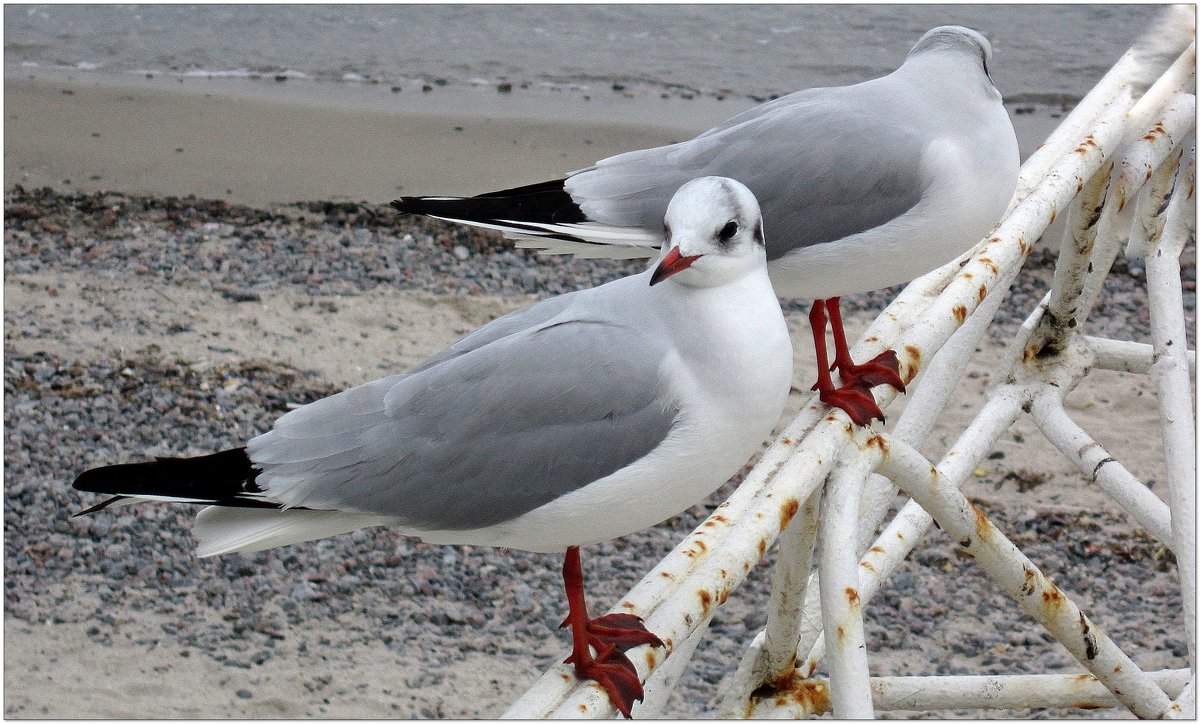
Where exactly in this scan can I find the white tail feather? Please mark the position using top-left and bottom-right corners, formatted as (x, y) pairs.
(428, 214), (661, 260)
(514, 236), (659, 260)
(192, 507), (389, 557)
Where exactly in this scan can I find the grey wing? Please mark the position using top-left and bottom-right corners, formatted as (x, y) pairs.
(247, 317), (679, 531)
(566, 85), (930, 260)
(269, 296), (578, 439)
(410, 289), (580, 373)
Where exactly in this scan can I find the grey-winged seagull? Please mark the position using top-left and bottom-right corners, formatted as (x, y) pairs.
(392, 25), (1020, 425)
(73, 177), (793, 717)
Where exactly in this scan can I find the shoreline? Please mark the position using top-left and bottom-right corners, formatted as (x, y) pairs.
(5, 68), (1062, 207)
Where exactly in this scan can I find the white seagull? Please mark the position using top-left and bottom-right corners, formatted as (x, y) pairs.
(392, 25), (1020, 425)
(73, 177), (794, 718)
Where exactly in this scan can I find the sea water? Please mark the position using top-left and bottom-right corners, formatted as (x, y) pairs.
(4, 4), (1171, 104)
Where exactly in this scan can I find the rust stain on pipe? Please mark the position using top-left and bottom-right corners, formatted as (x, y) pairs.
(845, 587), (860, 607)
(902, 344), (922, 382)
(779, 497), (800, 530)
(698, 589), (713, 617)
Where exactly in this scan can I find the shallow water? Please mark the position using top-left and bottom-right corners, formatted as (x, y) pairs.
(4, 4), (1171, 103)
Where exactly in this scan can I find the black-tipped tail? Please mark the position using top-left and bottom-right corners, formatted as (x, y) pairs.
(72, 447), (281, 515)
(391, 178), (587, 226)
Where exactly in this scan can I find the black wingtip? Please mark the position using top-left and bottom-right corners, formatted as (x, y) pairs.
(73, 465), (117, 494)
(73, 495), (128, 517)
(389, 179), (586, 226)
(71, 447), (279, 511)
(473, 178), (569, 199)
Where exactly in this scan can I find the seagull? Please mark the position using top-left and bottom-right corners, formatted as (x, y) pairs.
(392, 25), (1020, 425)
(73, 177), (794, 718)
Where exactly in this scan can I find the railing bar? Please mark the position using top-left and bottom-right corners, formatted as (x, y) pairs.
(818, 444), (880, 717)
(1029, 386), (1175, 547)
(877, 437), (1174, 718)
(1087, 335), (1197, 375)
(747, 669), (1190, 717)
(1144, 163), (1198, 666)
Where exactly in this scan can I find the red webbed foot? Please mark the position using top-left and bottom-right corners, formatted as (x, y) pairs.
(562, 612), (664, 654)
(834, 348), (907, 393)
(808, 298), (905, 426)
(560, 613), (664, 716)
(570, 649), (645, 718)
(813, 383), (886, 426)
(560, 548), (664, 718)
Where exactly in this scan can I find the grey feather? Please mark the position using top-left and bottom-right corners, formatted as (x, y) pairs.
(566, 80), (929, 261)
(247, 311), (678, 530)
(410, 290), (579, 372)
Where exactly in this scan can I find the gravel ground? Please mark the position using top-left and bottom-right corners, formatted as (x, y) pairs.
(4, 186), (1195, 341)
(4, 187), (1193, 717)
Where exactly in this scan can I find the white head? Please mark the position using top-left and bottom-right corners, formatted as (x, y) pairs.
(907, 25), (997, 89)
(650, 176), (768, 289)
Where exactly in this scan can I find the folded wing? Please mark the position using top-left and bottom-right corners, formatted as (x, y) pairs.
(248, 315), (680, 531)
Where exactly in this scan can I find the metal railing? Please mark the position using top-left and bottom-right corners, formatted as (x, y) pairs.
(505, 8), (1196, 718)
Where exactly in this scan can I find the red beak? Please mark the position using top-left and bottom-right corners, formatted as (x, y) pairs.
(650, 247), (703, 286)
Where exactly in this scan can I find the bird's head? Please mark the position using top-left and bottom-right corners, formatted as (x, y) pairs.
(650, 177), (767, 289)
(908, 25), (997, 89)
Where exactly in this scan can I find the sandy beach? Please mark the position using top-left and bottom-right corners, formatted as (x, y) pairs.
(5, 66), (1064, 206)
(4, 56), (1192, 719)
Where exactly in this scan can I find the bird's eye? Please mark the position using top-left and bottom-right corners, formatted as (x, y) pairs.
(663, 223), (671, 240)
(718, 221), (739, 242)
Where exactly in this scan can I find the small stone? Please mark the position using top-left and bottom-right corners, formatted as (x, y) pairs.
(452, 245), (470, 261)
(290, 581), (318, 601)
(219, 287), (261, 303)
(236, 689), (253, 700)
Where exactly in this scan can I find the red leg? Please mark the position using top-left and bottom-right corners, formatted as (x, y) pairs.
(826, 296), (906, 393)
(560, 546), (663, 718)
(808, 299), (886, 426)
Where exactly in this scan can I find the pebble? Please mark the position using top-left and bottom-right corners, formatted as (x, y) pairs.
(289, 581), (319, 601)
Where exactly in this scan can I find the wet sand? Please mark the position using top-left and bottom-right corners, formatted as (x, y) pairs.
(5, 68), (1062, 206)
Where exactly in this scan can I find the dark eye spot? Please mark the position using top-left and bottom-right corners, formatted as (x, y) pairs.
(663, 222), (671, 240)
(718, 221), (738, 242)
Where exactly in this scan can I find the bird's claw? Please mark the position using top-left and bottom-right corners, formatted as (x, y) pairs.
(834, 349), (907, 393)
(584, 612), (665, 653)
(817, 384), (886, 426)
(560, 612), (664, 655)
(570, 653), (645, 719)
(562, 612), (663, 718)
